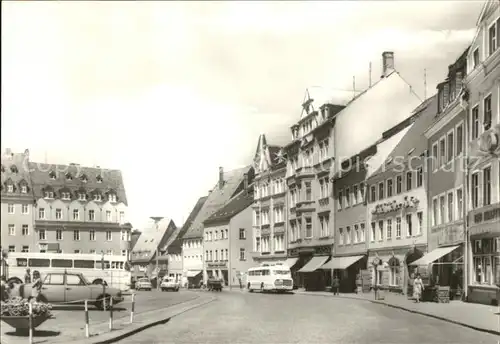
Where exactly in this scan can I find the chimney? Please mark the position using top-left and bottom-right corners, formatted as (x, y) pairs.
(381, 51), (395, 77)
(218, 167), (224, 189)
(243, 173), (248, 190)
(5, 148), (12, 156)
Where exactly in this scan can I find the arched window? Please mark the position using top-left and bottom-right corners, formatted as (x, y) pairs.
(388, 256), (401, 286)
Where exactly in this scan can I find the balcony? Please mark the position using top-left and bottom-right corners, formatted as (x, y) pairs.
(318, 197), (330, 208)
(295, 166), (315, 179)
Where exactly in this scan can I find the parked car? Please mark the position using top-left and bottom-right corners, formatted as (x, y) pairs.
(160, 277), (180, 292)
(135, 277), (152, 291)
(12, 272), (123, 310)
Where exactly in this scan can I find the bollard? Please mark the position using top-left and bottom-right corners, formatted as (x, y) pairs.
(109, 296), (113, 331)
(28, 302), (33, 344)
(84, 300), (89, 338)
(130, 293), (135, 324)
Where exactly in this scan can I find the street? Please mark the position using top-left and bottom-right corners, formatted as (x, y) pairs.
(122, 291), (499, 344)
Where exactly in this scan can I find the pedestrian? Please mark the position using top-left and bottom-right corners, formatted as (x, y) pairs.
(413, 273), (424, 303)
(332, 275), (340, 295)
(31, 270), (43, 302)
(24, 268), (31, 284)
(1, 275), (10, 301)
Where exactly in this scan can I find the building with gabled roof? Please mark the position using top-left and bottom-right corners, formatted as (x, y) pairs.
(181, 166), (254, 286)
(202, 180), (254, 287)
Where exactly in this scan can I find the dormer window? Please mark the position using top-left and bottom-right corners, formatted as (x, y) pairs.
(44, 191), (54, 199)
(49, 171), (56, 180)
(7, 184), (13, 193)
(108, 194), (117, 203)
(78, 193), (87, 201)
(96, 175), (103, 183)
(21, 185), (27, 194)
(80, 174), (88, 183)
(10, 165), (18, 173)
(93, 194), (102, 202)
(61, 192), (71, 200)
(65, 173), (73, 181)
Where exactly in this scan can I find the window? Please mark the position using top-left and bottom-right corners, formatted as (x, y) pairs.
(62, 192), (71, 200)
(319, 215), (329, 237)
(39, 208), (45, 219)
(378, 183), (384, 200)
(93, 194), (102, 202)
(305, 217), (312, 238)
(106, 250), (113, 255)
(338, 191), (343, 209)
(447, 192), (454, 222)
(432, 198), (438, 226)
(8, 224), (15, 236)
(22, 225), (29, 236)
(456, 124), (464, 155)
(305, 182), (312, 201)
(7, 185), (13, 193)
(78, 193), (86, 201)
(121, 230), (127, 241)
(44, 191), (54, 199)
(354, 224), (359, 243)
(378, 221), (384, 241)
(214, 230), (218, 241)
(339, 228), (344, 245)
(21, 246), (29, 253)
(439, 195), (446, 224)
(239, 248), (246, 261)
(353, 185), (358, 204)
(88, 210), (95, 221)
(456, 188), (463, 220)
(120, 211), (125, 224)
(7, 204), (14, 214)
(346, 226), (351, 244)
(396, 217), (401, 238)
(370, 222), (376, 242)
(106, 231), (112, 241)
(370, 186), (376, 202)
(73, 209), (79, 220)
(473, 48), (479, 68)
(56, 229), (62, 240)
(472, 106), (480, 139)
(74, 250), (81, 254)
(274, 235), (284, 252)
(406, 214), (412, 237)
(74, 230), (80, 241)
(484, 95), (492, 130)
(396, 176), (402, 194)
(387, 219), (392, 239)
(360, 223), (365, 242)
(8, 246), (15, 253)
(471, 172), (479, 209)
(387, 179), (393, 197)
(89, 230), (96, 241)
(432, 143), (439, 170)
(108, 194), (117, 202)
(416, 167), (423, 187)
(439, 138), (446, 166)
(21, 185), (27, 193)
(406, 172), (412, 191)
(359, 183), (365, 202)
(483, 166), (491, 206)
(416, 212), (423, 235)
(447, 131), (454, 161)
(215, 250), (219, 261)
(55, 208), (62, 220)
(239, 228), (246, 240)
(105, 210), (111, 222)
(261, 236), (270, 252)
(489, 22), (497, 55)
(345, 187), (350, 207)
(22, 204), (29, 214)
(39, 229), (46, 240)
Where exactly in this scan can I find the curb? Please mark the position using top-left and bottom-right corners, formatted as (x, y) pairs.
(295, 292), (500, 336)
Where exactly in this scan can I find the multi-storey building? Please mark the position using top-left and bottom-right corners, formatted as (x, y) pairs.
(327, 52), (422, 293)
(283, 87), (349, 291)
(130, 217), (177, 280)
(181, 166), (252, 287)
(366, 96), (437, 295)
(203, 179), (254, 287)
(464, 0), (500, 305)
(251, 134), (288, 267)
(421, 49), (468, 296)
(28, 162), (132, 255)
(1, 149), (35, 254)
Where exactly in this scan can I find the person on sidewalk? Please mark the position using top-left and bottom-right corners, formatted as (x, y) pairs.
(332, 275), (340, 296)
(1, 275), (10, 301)
(24, 268), (31, 284)
(413, 273), (424, 303)
(30, 270), (43, 302)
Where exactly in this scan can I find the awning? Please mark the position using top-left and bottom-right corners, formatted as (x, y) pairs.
(409, 245), (460, 266)
(186, 270), (202, 278)
(298, 256), (329, 273)
(284, 258), (298, 268)
(321, 255), (365, 270)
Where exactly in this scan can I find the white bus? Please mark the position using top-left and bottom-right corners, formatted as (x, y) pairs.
(5, 252), (131, 291)
(247, 263), (294, 293)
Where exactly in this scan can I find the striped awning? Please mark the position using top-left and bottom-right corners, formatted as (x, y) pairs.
(284, 258), (298, 268)
(409, 246), (460, 266)
(321, 255), (365, 270)
(298, 256), (329, 273)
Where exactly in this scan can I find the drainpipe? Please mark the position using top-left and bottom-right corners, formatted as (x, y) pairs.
(460, 95), (469, 301)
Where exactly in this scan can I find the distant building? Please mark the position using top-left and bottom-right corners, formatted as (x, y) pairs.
(203, 175), (254, 287)
(1, 149), (35, 254)
(130, 229), (141, 251)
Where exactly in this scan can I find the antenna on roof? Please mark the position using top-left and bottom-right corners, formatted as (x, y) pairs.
(424, 68), (427, 100)
(369, 62), (372, 87)
(352, 76), (356, 99)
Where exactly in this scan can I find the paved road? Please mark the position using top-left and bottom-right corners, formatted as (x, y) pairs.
(122, 291), (499, 344)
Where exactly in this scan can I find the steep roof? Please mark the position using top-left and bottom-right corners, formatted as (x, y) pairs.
(370, 94), (438, 177)
(182, 166), (252, 239)
(204, 184), (254, 225)
(253, 134), (285, 173)
(131, 218), (175, 262)
(300, 86), (361, 119)
(334, 71), (422, 162)
(28, 162), (128, 205)
(1, 150), (33, 198)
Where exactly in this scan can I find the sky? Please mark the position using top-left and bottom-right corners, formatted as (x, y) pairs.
(1, 1), (482, 230)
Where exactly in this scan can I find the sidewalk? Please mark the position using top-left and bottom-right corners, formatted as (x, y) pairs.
(294, 290), (500, 335)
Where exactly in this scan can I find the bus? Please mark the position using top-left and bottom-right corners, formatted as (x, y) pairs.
(5, 252), (131, 291)
(246, 263), (294, 293)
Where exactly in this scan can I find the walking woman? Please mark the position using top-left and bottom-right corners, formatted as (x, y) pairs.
(332, 275), (340, 296)
(413, 273), (424, 303)
(31, 270), (43, 302)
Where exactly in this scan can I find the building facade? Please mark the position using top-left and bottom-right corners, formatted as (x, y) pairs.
(464, 0), (500, 305)
(29, 162), (132, 255)
(366, 96), (437, 295)
(1, 149), (36, 254)
(284, 88), (348, 291)
(203, 183), (254, 287)
(423, 49), (468, 295)
(251, 134), (287, 267)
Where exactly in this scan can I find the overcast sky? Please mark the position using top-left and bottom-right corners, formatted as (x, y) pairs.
(1, 1), (482, 229)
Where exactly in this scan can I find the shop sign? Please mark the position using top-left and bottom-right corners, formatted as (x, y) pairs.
(438, 225), (464, 246)
(208, 262), (227, 268)
(471, 205), (500, 225)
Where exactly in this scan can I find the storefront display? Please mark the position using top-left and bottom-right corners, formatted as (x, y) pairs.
(471, 237), (500, 286)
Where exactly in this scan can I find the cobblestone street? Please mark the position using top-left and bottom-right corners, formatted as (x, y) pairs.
(122, 291), (499, 344)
